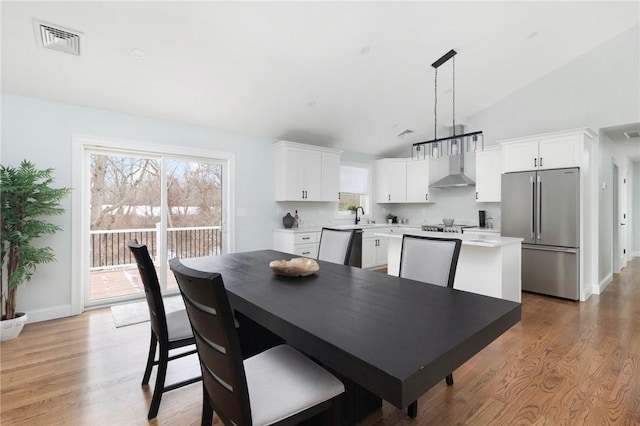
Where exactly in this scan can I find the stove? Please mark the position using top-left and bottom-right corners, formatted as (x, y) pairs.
(421, 224), (476, 233)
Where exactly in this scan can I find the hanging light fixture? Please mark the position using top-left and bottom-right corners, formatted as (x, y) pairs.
(412, 49), (484, 160)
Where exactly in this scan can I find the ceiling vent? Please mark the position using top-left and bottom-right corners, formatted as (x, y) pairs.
(34, 20), (81, 56)
(623, 130), (640, 139)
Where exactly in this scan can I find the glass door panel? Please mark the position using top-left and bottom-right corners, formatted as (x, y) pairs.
(88, 153), (161, 302)
(165, 159), (223, 291)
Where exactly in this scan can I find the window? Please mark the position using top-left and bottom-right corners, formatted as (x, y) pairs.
(338, 163), (371, 215)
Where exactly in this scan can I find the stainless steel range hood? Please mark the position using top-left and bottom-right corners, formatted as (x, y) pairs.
(430, 125), (476, 188)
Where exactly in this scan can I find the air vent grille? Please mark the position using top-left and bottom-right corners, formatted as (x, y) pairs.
(39, 24), (80, 56)
(623, 131), (640, 139)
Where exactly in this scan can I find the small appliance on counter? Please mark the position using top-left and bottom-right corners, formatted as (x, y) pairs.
(479, 210), (486, 228)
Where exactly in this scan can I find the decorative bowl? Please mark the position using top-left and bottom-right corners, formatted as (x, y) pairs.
(443, 218), (455, 226)
(269, 257), (319, 277)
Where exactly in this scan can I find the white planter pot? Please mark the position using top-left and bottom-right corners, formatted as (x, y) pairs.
(0, 312), (28, 341)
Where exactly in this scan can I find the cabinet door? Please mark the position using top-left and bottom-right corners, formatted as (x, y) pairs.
(374, 160), (390, 203)
(375, 237), (389, 266)
(275, 147), (306, 200)
(538, 135), (580, 170)
(476, 148), (502, 202)
(302, 150), (322, 201)
(502, 140), (538, 172)
(362, 238), (377, 268)
(406, 159), (431, 202)
(320, 152), (340, 202)
(387, 161), (407, 202)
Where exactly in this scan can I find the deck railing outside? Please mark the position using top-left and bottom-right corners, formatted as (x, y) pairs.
(89, 225), (222, 270)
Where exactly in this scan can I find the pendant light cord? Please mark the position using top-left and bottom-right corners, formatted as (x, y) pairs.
(434, 67), (438, 141)
(452, 55), (456, 135)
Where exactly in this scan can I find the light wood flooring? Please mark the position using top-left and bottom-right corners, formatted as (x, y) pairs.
(2, 259), (639, 425)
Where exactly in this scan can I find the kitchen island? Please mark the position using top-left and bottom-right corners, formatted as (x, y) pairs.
(376, 230), (523, 302)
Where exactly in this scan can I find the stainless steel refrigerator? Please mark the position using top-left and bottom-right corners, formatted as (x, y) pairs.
(501, 168), (580, 300)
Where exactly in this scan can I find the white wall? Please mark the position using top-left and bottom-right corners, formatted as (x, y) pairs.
(1, 93), (277, 321)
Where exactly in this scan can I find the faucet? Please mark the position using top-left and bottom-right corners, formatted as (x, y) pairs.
(355, 206), (365, 225)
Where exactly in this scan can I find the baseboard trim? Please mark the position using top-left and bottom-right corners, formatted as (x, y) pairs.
(632, 251), (640, 259)
(593, 273), (613, 295)
(25, 304), (74, 323)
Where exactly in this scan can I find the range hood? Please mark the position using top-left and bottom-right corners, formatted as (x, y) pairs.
(430, 125), (476, 188)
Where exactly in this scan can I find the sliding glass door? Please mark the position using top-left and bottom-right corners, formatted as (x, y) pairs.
(84, 148), (225, 306)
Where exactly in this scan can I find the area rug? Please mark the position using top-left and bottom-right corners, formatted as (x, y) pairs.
(110, 295), (185, 328)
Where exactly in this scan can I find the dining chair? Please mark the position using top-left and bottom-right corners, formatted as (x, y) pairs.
(317, 227), (356, 265)
(127, 240), (201, 420)
(169, 257), (345, 426)
(399, 234), (462, 418)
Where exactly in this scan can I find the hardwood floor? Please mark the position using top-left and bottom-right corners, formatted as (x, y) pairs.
(2, 259), (639, 425)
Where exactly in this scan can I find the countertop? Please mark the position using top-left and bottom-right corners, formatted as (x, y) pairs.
(374, 229), (522, 248)
(273, 224), (421, 233)
(464, 227), (501, 233)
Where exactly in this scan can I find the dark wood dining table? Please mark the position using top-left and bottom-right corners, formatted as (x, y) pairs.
(182, 249), (521, 425)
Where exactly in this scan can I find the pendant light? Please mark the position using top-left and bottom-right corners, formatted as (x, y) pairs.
(412, 49), (484, 159)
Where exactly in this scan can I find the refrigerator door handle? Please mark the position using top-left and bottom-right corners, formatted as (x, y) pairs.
(523, 245), (578, 254)
(537, 175), (542, 240)
(530, 176), (535, 240)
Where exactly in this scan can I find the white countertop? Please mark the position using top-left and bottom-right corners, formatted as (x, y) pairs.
(374, 229), (522, 248)
(273, 224), (421, 233)
(464, 227), (501, 233)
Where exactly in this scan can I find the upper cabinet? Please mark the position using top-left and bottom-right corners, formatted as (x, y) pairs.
(375, 158), (434, 204)
(475, 146), (501, 202)
(375, 159), (407, 203)
(274, 141), (342, 202)
(501, 130), (588, 173)
(406, 159), (431, 203)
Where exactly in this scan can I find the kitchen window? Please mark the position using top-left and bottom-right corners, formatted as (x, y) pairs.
(338, 162), (371, 216)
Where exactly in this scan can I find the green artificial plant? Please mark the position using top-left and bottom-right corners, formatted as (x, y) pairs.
(0, 160), (71, 320)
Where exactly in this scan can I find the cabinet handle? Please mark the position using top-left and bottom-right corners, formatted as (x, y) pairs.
(540, 157), (543, 167)
(301, 190), (305, 199)
(388, 194), (391, 201)
(302, 251), (311, 255)
(534, 158), (537, 167)
(476, 191), (478, 200)
(302, 237), (310, 240)
(425, 193), (428, 201)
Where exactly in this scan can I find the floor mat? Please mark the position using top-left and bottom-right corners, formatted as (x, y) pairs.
(110, 295), (185, 328)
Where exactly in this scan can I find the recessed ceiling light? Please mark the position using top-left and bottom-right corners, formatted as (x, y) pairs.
(360, 46), (371, 55)
(307, 100), (317, 107)
(527, 31), (539, 40)
(130, 48), (146, 59)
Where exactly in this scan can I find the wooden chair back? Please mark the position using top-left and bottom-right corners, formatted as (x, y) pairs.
(127, 240), (168, 341)
(169, 258), (251, 426)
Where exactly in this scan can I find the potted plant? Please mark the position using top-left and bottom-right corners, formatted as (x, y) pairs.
(386, 213), (397, 224)
(347, 205), (358, 214)
(0, 160), (71, 341)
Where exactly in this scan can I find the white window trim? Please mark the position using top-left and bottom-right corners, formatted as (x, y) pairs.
(71, 134), (235, 314)
(336, 160), (372, 219)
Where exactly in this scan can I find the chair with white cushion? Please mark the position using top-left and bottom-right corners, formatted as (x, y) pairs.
(169, 257), (345, 426)
(127, 240), (201, 420)
(399, 234), (462, 418)
(317, 227), (356, 265)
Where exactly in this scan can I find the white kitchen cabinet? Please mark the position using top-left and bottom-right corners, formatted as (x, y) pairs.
(320, 152), (340, 202)
(406, 159), (432, 203)
(475, 146), (502, 202)
(273, 230), (319, 258)
(375, 159), (406, 203)
(501, 130), (584, 173)
(361, 227), (391, 269)
(274, 141), (341, 201)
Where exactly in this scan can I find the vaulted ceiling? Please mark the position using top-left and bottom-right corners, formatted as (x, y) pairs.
(2, 1), (638, 157)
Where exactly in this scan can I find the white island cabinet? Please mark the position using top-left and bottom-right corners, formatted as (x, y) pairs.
(376, 230), (523, 302)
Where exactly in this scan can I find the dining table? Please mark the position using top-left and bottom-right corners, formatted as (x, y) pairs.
(181, 249), (521, 425)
